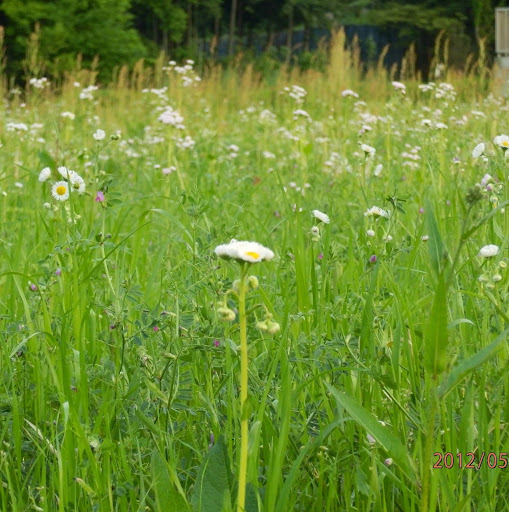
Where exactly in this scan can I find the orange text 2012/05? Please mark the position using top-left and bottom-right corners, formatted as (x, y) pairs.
(433, 452), (508, 470)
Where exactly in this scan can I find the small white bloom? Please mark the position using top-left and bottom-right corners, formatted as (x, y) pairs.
(52, 181), (70, 201)
(312, 209), (330, 224)
(374, 164), (383, 177)
(367, 229), (375, 237)
(341, 89), (359, 98)
(494, 134), (509, 150)
(93, 129), (106, 141)
(38, 167), (52, 182)
(492, 274), (502, 282)
(472, 143), (485, 158)
(421, 235), (429, 242)
(364, 206), (390, 219)
(479, 244), (499, 258)
(214, 240), (274, 263)
(392, 81), (406, 93)
(360, 143), (376, 156)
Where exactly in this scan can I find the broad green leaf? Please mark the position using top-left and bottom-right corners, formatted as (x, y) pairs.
(326, 383), (416, 478)
(439, 326), (509, 398)
(191, 436), (233, 512)
(151, 450), (190, 512)
(425, 200), (447, 275)
(423, 272), (449, 377)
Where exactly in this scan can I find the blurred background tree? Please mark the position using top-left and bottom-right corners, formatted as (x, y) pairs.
(0, 0), (507, 82)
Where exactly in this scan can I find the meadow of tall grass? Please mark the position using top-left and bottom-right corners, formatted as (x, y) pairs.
(0, 30), (508, 511)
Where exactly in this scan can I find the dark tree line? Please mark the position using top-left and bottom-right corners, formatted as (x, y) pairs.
(0, 0), (507, 80)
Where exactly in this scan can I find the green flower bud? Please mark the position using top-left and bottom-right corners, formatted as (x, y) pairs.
(248, 275), (259, 290)
(217, 306), (236, 322)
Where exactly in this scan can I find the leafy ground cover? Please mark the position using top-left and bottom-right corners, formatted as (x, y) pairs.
(0, 51), (508, 511)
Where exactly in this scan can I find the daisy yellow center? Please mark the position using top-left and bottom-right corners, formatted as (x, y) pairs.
(56, 185), (67, 196)
(245, 251), (260, 259)
(503, 141), (509, 147)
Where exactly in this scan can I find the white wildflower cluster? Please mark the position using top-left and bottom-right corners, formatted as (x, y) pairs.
(282, 85), (307, 104)
(174, 135), (195, 151)
(158, 106), (185, 129)
(79, 85), (99, 100)
(61, 111), (76, 120)
(29, 77), (49, 89)
(434, 82), (456, 101)
(163, 60), (201, 87)
(342, 89), (359, 98)
(259, 109), (277, 124)
(141, 87), (168, 101)
(283, 181), (311, 196)
(6, 122), (29, 132)
(401, 145), (421, 169)
(391, 81), (406, 94)
(293, 109), (311, 121)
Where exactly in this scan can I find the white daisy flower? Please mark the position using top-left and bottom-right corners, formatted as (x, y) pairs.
(52, 181), (70, 201)
(494, 134), (509, 150)
(312, 209), (330, 224)
(38, 167), (52, 182)
(360, 143), (376, 156)
(93, 129), (106, 141)
(57, 166), (78, 180)
(472, 143), (485, 158)
(70, 174), (86, 194)
(214, 240), (274, 264)
(479, 244), (499, 258)
(364, 206), (390, 219)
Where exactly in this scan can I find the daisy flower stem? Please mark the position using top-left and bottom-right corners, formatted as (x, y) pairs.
(237, 263), (249, 512)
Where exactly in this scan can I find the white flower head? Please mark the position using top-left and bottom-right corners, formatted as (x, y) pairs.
(52, 181), (70, 201)
(58, 166), (78, 180)
(70, 173), (86, 194)
(472, 143), (485, 158)
(312, 209), (330, 224)
(93, 129), (106, 141)
(38, 167), (52, 182)
(214, 240), (274, 264)
(364, 206), (390, 219)
(360, 143), (376, 156)
(479, 244), (499, 258)
(494, 134), (509, 150)
(342, 89), (359, 98)
(392, 81), (406, 93)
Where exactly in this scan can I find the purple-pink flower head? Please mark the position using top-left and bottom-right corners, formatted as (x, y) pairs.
(95, 191), (105, 203)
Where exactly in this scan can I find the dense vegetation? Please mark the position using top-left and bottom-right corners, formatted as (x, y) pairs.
(0, 35), (508, 510)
